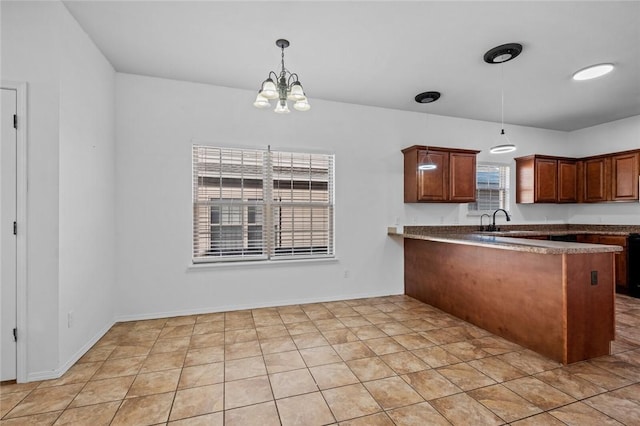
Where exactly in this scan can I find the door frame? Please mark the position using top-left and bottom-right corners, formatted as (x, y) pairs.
(2, 81), (27, 383)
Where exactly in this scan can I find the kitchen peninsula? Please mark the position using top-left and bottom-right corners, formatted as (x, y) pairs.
(390, 225), (632, 364)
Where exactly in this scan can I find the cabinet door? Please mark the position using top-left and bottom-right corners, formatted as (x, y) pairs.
(611, 152), (639, 201)
(535, 158), (558, 202)
(558, 160), (578, 203)
(417, 150), (448, 201)
(576, 234), (600, 244)
(449, 152), (477, 202)
(584, 158), (609, 202)
(597, 235), (628, 289)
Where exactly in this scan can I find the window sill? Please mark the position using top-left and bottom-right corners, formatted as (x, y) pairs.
(187, 256), (340, 271)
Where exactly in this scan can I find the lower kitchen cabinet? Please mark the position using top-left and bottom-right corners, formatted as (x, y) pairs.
(577, 234), (628, 292)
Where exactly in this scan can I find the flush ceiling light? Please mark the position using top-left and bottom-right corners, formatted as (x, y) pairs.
(415, 92), (442, 170)
(415, 91), (441, 104)
(572, 63), (614, 81)
(254, 39), (310, 113)
(484, 43), (522, 154)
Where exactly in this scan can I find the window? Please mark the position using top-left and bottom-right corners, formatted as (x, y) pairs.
(193, 145), (334, 262)
(468, 163), (510, 213)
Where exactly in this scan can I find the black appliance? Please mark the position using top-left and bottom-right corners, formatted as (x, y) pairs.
(629, 233), (640, 298)
(550, 234), (578, 242)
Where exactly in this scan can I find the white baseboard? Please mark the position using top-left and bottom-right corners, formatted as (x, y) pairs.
(114, 291), (402, 323)
(27, 319), (115, 382)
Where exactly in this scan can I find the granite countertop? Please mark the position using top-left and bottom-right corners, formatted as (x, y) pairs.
(387, 224), (637, 254)
(396, 232), (622, 254)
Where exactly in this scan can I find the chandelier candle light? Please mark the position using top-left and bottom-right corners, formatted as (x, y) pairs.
(484, 43), (522, 154)
(254, 39), (310, 113)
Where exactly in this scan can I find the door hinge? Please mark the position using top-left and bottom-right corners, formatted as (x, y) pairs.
(13, 114), (17, 129)
(13, 328), (17, 342)
(13, 221), (17, 235)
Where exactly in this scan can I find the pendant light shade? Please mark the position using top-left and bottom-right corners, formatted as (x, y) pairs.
(287, 82), (306, 101)
(418, 163), (437, 171)
(274, 101), (290, 114)
(293, 98), (311, 111)
(490, 129), (516, 154)
(253, 93), (270, 109)
(259, 78), (278, 99)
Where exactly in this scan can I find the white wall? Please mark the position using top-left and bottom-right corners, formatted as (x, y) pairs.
(1, 0), (62, 378)
(114, 73), (575, 319)
(1, 0), (116, 380)
(58, 4), (116, 369)
(567, 115), (640, 224)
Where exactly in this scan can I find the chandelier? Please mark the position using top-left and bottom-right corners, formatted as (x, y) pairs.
(253, 39), (310, 113)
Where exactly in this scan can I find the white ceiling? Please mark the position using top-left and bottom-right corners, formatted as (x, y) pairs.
(62, 0), (640, 132)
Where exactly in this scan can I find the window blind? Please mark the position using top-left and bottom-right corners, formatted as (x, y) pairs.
(468, 163), (510, 212)
(192, 145), (334, 263)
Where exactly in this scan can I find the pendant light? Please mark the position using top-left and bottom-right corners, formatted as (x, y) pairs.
(484, 43), (522, 154)
(254, 39), (310, 113)
(414, 91), (441, 170)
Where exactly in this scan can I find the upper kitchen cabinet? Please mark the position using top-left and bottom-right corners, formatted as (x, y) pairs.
(517, 149), (640, 204)
(515, 155), (578, 203)
(583, 150), (640, 203)
(402, 145), (480, 203)
(611, 151), (640, 201)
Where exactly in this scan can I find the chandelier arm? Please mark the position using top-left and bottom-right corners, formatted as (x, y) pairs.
(268, 71), (279, 81)
(287, 73), (300, 87)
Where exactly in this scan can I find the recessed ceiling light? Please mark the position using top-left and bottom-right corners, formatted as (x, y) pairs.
(414, 91), (441, 104)
(572, 63), (614, 81)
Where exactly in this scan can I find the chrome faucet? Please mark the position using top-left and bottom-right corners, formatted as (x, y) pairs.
(487, 209), (511, 231)
(479, 214), (491, 231)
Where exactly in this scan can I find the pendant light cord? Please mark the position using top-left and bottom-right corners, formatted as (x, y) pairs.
(501, 60), (505, 131)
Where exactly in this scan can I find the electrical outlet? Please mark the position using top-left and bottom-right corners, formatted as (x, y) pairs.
(68, 311), (74, 328)
(344, 270), (350, 279)
(591, 271), (598, 285)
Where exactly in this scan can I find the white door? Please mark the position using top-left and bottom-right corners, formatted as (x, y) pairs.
(1, 88), (17, 381)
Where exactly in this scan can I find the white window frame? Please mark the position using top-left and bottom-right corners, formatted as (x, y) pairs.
(192, 145), (335, 263)
(468, 162), (511, 215)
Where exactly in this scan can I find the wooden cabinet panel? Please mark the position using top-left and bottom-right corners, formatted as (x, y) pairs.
(515, 155), (577, 203)
(515, 157), (535, 204)
(535, 158), (558, 202)
(584, 157), (609, 202)
(611, 152), (639, 201)
(449, 152), (477, 202)
(558, 160), (578, 203)
(405, 238), (614, 364)
(402, 145), (479, 203)
(597, 235), (628, 290)
(417, 150), (448, 201)
(576, 234), (628, 291)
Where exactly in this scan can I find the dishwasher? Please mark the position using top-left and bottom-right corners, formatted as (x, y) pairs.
(630, 233), (640, 298)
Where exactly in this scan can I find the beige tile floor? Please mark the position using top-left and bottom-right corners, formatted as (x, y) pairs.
(2, 294), (640, 425)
